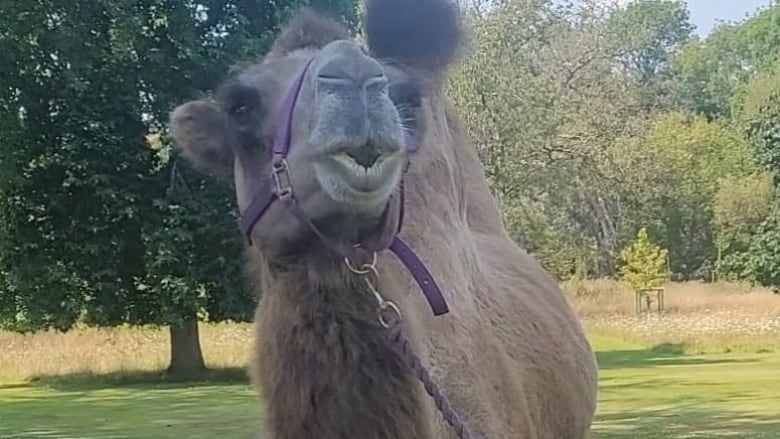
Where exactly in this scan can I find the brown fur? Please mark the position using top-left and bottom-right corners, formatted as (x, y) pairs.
(170, 1), (599, 438)
(251, 251), (432, 438)
(268, 8), (351, 58)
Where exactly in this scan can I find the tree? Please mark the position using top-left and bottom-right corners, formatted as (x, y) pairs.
(728, 60), (780, 293)
(712, 172), (773, 279)
(632, 112), (755, 278)
(444, 0), (773, 283)
(605, 0), (694, 111)
(743, 66), (780, 183)
(725, 205), (780, 294)
(447, 0), (649, 277)
(670, 4), (780, 118)
(0, 0), (358, 376)
(619, 227), (668, 291)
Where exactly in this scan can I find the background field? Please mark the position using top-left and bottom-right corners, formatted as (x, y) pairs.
(1, 280), (779, 439)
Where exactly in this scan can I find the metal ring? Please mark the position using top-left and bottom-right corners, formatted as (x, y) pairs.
(344, 252), (378, 276)
(377, 300), (402, 328)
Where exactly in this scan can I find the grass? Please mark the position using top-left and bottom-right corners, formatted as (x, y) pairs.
(0, 322), (255, 383)
(564, 279), (780, 354)
(0, 382), (259, 439)
(589, 334), (780, 438)
(1, 280), (779, 438)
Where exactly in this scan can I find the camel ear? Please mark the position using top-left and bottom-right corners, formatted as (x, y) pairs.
(364, 0), (462, 74)
(169, 100), (234, 178)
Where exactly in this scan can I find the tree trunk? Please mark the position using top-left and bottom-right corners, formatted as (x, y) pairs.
(168, 319), (206, 378)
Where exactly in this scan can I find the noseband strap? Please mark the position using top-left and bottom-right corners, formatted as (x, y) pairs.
(238, 57), (314, 243)
(238, 58), (449, 317)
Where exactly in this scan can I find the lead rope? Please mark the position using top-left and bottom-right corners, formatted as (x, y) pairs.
(345, 255), (475, 439)
(385, 322), (475, 439)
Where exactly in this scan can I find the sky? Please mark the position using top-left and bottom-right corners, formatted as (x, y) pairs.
(684, 0), (772, 35)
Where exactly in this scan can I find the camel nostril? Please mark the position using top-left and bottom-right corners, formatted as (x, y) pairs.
(346, 148), (380, 168)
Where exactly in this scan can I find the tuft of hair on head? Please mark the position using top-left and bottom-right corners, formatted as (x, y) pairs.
(364, 0), (462, 73)
(268, 7), (351, 57)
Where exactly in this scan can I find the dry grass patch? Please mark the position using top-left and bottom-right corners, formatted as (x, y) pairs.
(3, 279), (779, 382)
(564, 279), (780, 354)
(0, 322), (254, 383)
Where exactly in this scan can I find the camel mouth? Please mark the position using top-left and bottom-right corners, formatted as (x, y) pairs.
(328, 150), (399, 192)
(344, 148), (380, 168)
(312, 146), (403, 208)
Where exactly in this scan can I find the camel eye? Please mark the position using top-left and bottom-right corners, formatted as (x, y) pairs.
(231, 104), (248, 115)
(230, 104), (252, 125)
(220, 82), (262, 127)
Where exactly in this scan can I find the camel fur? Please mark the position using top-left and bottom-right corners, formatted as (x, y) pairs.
(169, 0), (599, 437)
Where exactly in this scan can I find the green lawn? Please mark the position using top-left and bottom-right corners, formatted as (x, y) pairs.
(589, 333), (780, 438)
(0, 381), (259, 439)
(1, 334), (778, 439)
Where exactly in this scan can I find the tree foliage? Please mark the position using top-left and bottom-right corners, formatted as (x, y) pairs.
(713, 173), (773, 250)
(725, 60), (780, 292)
(448, 0), (761, 280)
(671, 5), (780, 118)
(448, 0), (647, 276)
(619, 227), (668, 291)
(636, 112), (754, 278)
(605, 0), (693, 111)
(0, 0), (358, 373)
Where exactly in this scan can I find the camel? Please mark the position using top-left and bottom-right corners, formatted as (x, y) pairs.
(169, 0), (599, 437)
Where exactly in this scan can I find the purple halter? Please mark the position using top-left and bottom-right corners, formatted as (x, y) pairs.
(238, 58), (449, 317)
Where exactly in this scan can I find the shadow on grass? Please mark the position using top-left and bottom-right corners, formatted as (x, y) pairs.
(593, 405), (780, 439)
(596, 342), (756, 370)
(0, 366), (251, 391)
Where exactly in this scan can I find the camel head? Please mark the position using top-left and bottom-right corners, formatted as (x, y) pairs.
(169, 0), (462, 260)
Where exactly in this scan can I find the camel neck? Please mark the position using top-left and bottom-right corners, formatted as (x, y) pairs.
(254, 268), (429, 439)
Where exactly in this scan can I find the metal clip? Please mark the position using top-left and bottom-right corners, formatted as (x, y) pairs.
(365, 277), (402, 328)
(344, 253), (401, 328)
(272, 159), (293, 199)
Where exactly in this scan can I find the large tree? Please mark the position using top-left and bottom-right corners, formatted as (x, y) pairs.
(446, 0), (764, 281)
(448, 0), (651, 277)
(0, 0), (358, 376)
(725, 63), (780, 292)
(605, 0), (693, 111)
(671, 4), (780, 119)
